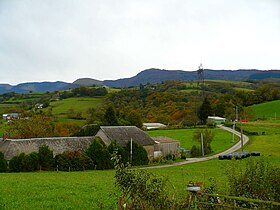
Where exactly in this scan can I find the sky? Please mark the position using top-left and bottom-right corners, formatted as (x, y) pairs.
(0, 0), (279, 85)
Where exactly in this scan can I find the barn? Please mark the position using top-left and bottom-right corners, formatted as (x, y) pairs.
(96, 126), (156, 160)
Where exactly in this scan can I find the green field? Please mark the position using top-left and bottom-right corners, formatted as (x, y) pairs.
(0, 121), (279, 209)
(250, 100), (280, 120)
(147, 128), (239, 154)
(49, 97), (104, 118)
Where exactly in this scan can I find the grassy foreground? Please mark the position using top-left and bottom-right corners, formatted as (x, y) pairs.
(0, 122), (279, 209)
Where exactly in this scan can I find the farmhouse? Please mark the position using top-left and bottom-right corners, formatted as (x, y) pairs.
(96, 126), (156, 159)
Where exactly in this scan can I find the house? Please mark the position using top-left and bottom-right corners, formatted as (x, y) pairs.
(96, 126), (156, 159)
(152, 136), (180, 158)
(143, 123), (167, 130)
(207, 116), (226, 124)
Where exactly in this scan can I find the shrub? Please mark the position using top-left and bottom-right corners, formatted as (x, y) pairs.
(190, 145), (201, 157)
(55, 150), (94, 171)
(9, 153), (25, 172)
(227, 158), (280, 205)
(23, 152), (39, 172)
(107, 140), (129, 164)
(113, 154), (178, 209)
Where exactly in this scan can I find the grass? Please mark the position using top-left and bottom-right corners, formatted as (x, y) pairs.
(49, 97), (104, 117)
(147, 128), (239, 154)
(0, 122), (279, 208)
(250, 100), (280, 120)
(0, 170), (117, 209)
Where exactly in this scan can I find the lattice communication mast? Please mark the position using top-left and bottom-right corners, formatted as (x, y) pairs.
(197, 63), (205, 98)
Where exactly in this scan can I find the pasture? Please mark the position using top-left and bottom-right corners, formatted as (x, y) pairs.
(147, 127), (239, 154)
(250, 100), (280, 120)
(0, 122), (279, 209)
(49, 97), (104, 118)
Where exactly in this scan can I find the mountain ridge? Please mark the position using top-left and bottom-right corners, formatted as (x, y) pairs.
(0, 69), (279, 93)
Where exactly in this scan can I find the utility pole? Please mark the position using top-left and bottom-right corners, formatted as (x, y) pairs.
(201, 132), (204, 156)
(240, 119), (244, 152)
(130, 138), (133, 163)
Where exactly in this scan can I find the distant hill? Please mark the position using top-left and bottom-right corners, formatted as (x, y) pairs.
(0, 81), (79, 94)
(73, 78), (103, 86)
(103, 69), (279, 87)
(0, 69), (279, 93)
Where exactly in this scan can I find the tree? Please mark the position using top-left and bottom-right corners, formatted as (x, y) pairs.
(193, 129), (214, 155)
(86, 137), (113, 170)
(126, 110), (143, 128)
(0, 152), (7, 172)
(198, 97), (213, 124)
(38, 145), (54, 171)
(125, 141), (149, 166)
(103, 106), (119, 126)
(7, 113), (55, 139)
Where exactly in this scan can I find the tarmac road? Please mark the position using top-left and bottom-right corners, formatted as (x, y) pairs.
(146, 125), (250, 169)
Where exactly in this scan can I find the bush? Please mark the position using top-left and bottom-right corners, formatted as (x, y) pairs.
(227, 158), (280, 205)
(9, 153), (25, 172)
(190, 145), (201, 157)
(113, 154), (179, 209)
(107, 140), (129, 164)
(23, 152), (39, 172)
(55, 150), (94, 171)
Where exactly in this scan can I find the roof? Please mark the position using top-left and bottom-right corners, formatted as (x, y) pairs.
(152, 136), (180, 143)
(99, 126), (155, 146)
(143, 123), (167, 130)
(207, 116), (226, 120)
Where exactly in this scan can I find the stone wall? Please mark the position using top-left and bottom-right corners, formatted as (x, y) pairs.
(0, 136), (95, 160)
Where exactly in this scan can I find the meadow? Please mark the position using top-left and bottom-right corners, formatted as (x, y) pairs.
(250, 100), (280, 120)
(147, 127), (239, 154)
(49, 97), (104, 118)
(0, 128), (278, 209)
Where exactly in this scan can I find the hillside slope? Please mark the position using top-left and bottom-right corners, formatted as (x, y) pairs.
(250, 100), (280, 119)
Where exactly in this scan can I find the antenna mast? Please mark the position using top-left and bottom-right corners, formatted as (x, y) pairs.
(197, 63), (205, 98)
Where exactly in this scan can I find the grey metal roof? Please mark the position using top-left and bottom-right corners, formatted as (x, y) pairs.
(100, 126), (155, 147)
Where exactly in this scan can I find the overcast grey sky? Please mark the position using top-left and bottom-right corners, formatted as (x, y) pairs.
(0, 0), (279, 85)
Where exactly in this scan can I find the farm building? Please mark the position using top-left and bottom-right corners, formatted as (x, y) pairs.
(143, 123), (167, 130)
(0, 136), (95, 160)
(2, 113), (20, 121)
(96, 126), (156, 159)
(207, 116), (226, 124)
(152, 136), (180, 158)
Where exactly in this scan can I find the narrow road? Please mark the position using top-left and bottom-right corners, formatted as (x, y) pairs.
(146, 125), (249, 169)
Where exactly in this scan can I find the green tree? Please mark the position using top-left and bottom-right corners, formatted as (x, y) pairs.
(126, 110), (143, 128)
(0, 152), (7, 172)
(86, 137), (113, 170)
(103, 106), (119, 126)
(198, 97), (213, 124)
(7, 113), (55, 139)
(38, 145), (54, 171)
(125, 141), (149, 166)
(193, 129), (214, 155)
